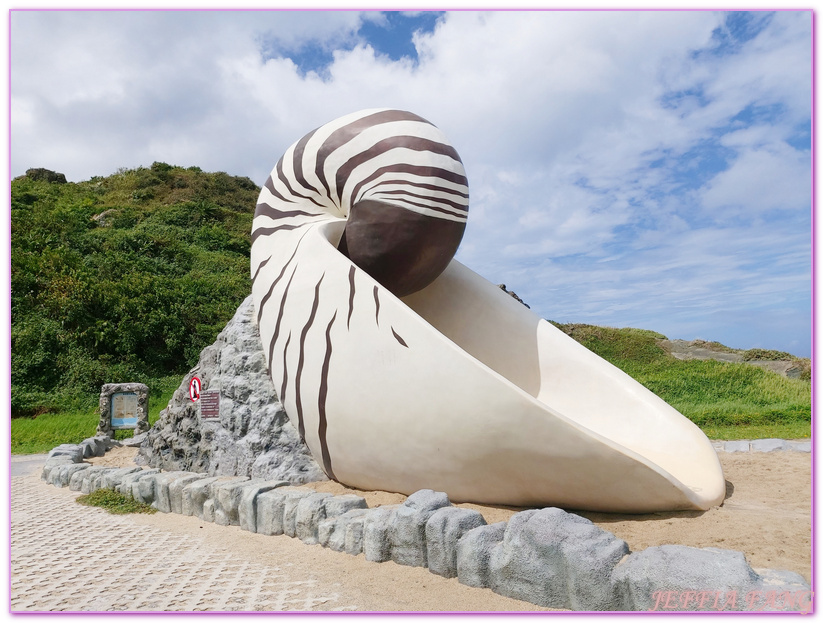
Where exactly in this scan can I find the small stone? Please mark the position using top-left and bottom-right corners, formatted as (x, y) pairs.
(181, 476), (224, 517)
(749, 569), (812, 612)
(750, 439), (788, 453)
(255, 487), (309, 536)
(489, 508), (629, 610)
(202, 498), (216, 522)
(82, 467), (117, 494)
(69, 465), (110, 491)
(213, 478), (257, 526)
(42, 456), (74, 481)
(611, 545), (760, 611)
(786, 440), (811, 453)
(724, 440), (751, 453)
(426, 507), (486, 578)
(364, 505), (399, 563)
(282, 490), (317, 538)
(295, 493), (334, 544)
(238, 481), (289, 532)
(390, 489), (451, 567)
(457, 522), (507, 588)
(151, 472), (199, 513)
(48, 444), (84, 463)
(118, 469), (160, 496)
(53, 463), (91, 488)
(100, 467), (143, 490)
(168, 473), (209, 514)
(319, 508), (371, 553)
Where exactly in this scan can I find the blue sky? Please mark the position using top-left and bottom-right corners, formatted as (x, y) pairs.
(10, 10), (812, 357)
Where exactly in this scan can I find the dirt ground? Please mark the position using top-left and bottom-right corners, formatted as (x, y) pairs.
(96, 446), (812, 583)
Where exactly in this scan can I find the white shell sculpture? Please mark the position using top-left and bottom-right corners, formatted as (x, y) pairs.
(250, 109), (726, 513)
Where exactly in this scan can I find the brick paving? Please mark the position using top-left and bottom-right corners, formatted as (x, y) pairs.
(10, 470), (358, 612)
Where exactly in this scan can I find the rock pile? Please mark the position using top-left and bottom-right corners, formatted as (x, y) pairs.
(137, 296), (326, 484)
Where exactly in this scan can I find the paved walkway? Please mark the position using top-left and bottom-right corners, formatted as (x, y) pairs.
(10, 468), (357, 612)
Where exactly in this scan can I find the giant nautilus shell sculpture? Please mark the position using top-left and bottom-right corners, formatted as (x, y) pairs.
(250, 109), (725, 513)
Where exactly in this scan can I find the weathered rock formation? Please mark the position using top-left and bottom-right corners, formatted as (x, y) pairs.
(138, 295), (326, 484)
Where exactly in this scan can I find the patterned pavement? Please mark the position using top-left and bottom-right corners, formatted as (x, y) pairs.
(10, 469), (357, 612)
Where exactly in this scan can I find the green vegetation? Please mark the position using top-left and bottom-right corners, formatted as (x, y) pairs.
(10, 376), (178, 454)
(11, 163), (257, 418)
(76, 488), (157, 515)
(553, 323), (811, 439)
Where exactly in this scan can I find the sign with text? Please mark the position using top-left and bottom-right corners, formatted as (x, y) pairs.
(111, 392), (138, 429)
(200, 390), (220, 420)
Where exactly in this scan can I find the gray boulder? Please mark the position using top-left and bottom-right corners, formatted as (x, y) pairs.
(48, 444), (84, 463)
(42, 456), (75, 481)
(364, 505), (400, 563)
(82, 467), (117, 494)
(611, 545), (760, 611)
(52, 463), (92, 488)
(749, 569), (812, 612)
(151, 472), (201, 513)
(390, 489), (451, 567)
(426, 507), (486, 578)
(181, 476), (225, 517)
(138, 296), (326, 484)
(100, 467), (143, 490)
(488, 508), (629, 610)
(238, 481), (289, 533)
(167, 473), (210, 514)
(118, 469), (160, 496)
(283, 490), (316, 537)
(213, 478), (257, 526)
(294, 492), (333, 544)
(69, 465), (111, 491)
(457, 521), (508, 588)
(255, 488), (312, 536)
(319, 508), (371, 554)
(750, 439), (787, 452)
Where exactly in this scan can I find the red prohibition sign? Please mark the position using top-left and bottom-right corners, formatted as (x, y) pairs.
(189, 376), (202, 402)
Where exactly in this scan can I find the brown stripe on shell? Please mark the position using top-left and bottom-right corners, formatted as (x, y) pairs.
(347, 265), (356, 330)
(251, 223), (302, 244)
(294, 274), (325, 440)
(373, 285), (380, 328)
(314, 110), (435, 201)
(317, 310), (338, 480)
(349, 163), (468, 210)
(392, 327), (408, 348)
(275, 154), (326, 209)
(255, 202), (326, 221)
(251, 255), (271, 283)
(264, 172), (297, 205)
(334, 136), (462, 206)
(368, 188), (468, 213)
(280, 332), (292, 403)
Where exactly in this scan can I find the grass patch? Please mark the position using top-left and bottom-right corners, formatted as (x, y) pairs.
(76, 488), (157, 514)
(555, 323), (811, 439)
(703, 422), (811, 441)
(10, 375), (179, 454)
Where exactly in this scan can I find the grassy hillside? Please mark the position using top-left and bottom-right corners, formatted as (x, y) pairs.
(553, 324), (811, 439)
(11, 163), (258, 417)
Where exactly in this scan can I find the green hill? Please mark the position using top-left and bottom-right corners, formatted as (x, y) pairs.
(11, 163), (258, 417)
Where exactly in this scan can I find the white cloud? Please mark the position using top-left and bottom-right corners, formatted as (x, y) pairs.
(10, 9), (812, 355)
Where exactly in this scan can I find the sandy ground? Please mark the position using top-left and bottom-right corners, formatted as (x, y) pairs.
(94, 446), (812, 583)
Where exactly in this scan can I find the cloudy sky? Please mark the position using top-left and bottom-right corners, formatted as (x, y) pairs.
(10, 10), (812, 357)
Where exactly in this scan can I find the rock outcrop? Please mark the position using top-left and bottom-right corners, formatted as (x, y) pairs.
(138, 295), (327, 484)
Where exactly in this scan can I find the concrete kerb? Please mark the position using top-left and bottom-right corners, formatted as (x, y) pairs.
(40, 441), (811, 612)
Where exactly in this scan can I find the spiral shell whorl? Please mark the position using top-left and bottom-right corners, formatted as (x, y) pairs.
(251, 109), (469, 297)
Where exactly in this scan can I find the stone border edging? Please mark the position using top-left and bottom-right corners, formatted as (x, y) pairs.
(38, 440), (811, 613)
(712, 439), (811, 453)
